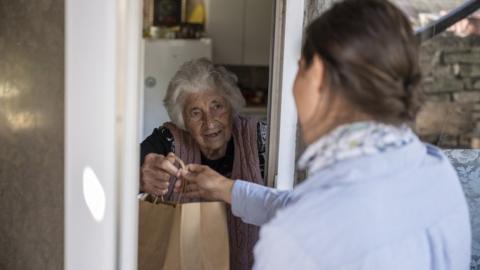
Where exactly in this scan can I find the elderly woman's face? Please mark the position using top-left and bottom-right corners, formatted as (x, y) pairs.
(183, 89), (233, 159)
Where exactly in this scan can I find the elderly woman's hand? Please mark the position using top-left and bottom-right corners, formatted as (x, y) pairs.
(140, 152), (180, 196)
(175, 164), (234, 203)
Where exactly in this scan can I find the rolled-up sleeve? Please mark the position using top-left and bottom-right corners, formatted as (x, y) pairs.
(231, 180), (293, 226)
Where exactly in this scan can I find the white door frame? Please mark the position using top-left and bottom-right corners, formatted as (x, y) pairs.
(267, 0), (305, 190)
(65, 0), (141, 269)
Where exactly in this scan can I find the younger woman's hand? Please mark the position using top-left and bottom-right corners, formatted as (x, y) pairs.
(175, 164), (234, 203)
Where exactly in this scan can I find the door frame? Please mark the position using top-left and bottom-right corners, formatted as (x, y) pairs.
(266, 0), (305, 190)
(65, 0), (141, 269)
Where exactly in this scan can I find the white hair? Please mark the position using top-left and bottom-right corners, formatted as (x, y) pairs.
(163, 58), (246, 130)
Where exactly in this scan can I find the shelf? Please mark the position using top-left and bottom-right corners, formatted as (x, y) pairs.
(242, 106), (268, 116)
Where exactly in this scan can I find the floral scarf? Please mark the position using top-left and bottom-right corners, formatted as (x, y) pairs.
(298, 121), (416, 174)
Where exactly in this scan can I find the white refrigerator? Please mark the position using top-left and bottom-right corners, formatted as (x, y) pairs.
(142, 38), (212, 140)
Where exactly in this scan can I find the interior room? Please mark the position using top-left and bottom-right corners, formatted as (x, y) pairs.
(141, 0), (273, 140)
(1, 0), (480, 269)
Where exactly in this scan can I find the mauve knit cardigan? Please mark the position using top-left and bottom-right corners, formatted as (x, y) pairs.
(163, 115), (264, 270)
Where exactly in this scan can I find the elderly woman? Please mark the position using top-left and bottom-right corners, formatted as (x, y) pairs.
(177, 0), (472, 269)
(140, 58), (266, 270)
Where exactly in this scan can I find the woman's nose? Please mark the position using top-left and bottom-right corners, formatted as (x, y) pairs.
(202, 113), (213, 128)
(206, 119), (216, 129)
(204, 114), (216, 129)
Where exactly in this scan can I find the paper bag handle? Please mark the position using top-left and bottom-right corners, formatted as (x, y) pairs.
(153, 155), (187, 205)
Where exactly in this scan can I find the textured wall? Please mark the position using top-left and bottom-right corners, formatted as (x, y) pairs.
(392, 0), (465, 14)
(0, 1), (64, 269)
(415, 33), (480, 148)
(304, 0), (337, 24)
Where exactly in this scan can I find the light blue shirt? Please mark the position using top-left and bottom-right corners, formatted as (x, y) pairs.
(231, 139), (471, 269)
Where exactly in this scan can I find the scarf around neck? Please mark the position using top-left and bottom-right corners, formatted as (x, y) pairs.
(298, 121), (416, 175)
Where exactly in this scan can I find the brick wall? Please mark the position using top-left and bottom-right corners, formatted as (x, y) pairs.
(415, 33), (480, 148)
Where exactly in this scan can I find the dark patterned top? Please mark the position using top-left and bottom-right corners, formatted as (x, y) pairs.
(141, 121), (267, 179)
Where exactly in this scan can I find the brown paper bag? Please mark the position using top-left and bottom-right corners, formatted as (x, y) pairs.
(138, 199), (230, 270)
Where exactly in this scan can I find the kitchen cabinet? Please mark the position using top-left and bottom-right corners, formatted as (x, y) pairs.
(206, 0), (273, 66)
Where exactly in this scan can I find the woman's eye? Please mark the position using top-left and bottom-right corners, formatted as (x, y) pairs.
(212, 103), (223, 111)
(190, 110), (201, 118)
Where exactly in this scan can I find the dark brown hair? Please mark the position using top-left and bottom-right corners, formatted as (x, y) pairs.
(302, 0), (423, 124)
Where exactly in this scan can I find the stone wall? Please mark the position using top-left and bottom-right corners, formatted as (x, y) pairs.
(416, 33), (480, 149)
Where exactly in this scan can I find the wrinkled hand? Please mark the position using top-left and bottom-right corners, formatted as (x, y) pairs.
(175, 164), (234, 203)
(140, 152), (180, 196)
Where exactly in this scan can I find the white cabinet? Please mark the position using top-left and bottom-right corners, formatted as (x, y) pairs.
(206, 0), (273, 66)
